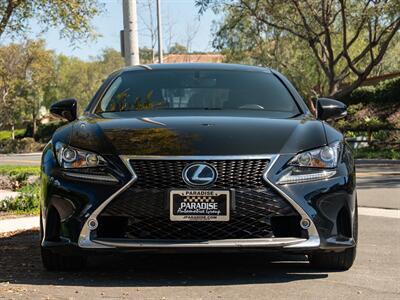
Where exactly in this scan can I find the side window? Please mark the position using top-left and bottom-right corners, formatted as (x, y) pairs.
(100, 77), (123, 112)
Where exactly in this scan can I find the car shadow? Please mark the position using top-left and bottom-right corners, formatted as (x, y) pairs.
(0, 230), (329, 287)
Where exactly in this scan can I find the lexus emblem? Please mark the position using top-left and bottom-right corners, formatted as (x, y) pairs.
(183, 163), (217, 186)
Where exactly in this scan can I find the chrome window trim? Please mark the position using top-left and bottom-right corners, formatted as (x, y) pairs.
(78, 154), (320, 249)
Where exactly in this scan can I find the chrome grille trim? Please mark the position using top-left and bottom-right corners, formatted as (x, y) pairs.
(64, 172), (119, 183)
(123, 155), (274, 160)
(78, 154), (320, 249)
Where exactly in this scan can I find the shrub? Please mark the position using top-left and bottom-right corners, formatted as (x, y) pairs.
(0, 165), (40, 182)
(0, 129), (26, 141)
(0, 183), (40, 213)
(0, 137), (44, 154)
(0, 166), (40, 213)
(353, 148), (400, 160)
(341, 77), (400, 105)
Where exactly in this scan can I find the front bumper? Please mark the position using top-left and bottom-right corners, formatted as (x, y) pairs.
(41, 151), (357, 254)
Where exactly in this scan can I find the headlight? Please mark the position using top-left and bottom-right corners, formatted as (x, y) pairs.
(55, 142), (107, 169)
(277, 141), (341, 184)
(288, 141), (340, 169)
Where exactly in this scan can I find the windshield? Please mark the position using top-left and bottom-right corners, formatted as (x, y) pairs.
(95, 70), (300, 114)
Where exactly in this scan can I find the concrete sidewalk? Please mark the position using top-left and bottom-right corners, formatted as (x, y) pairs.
(0, 216), (39, 233)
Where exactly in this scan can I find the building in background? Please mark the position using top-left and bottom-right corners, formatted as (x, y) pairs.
(163, 53), (224, 63)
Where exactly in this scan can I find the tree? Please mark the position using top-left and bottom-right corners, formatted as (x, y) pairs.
(140, 47), (155, 63)
(138, 0), (159, 63)
(0, 43), (24, 138)
(211, 8), (327, 103)
(184, 21), (200, 53)
(169, 43), (188, 54)
(94, 48), (124, 75)
(21, 41), (54, 135)
(0, 42), (126, 137)
(0, 40), (54, 137)
(51, 48), (124, 112)
(0, 0), (104, 42)
(197, 0), (400, 98)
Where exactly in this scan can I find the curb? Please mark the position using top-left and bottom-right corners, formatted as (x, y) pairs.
(356, 159), (400, 165)
(0, 152), (42, 157)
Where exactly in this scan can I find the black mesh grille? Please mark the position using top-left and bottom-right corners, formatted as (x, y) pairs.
(128, 159), (269, 189)
(98, 159), (302, 240)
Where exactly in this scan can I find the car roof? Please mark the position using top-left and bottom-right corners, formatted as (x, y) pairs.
(119, 63), (271, 74)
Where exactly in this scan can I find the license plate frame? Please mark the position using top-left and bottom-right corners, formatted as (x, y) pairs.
(169, 189), (230, 221)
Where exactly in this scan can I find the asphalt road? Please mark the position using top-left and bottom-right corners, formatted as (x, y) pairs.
(0, 214), (398, 300)
(0, 154), (399, 299)
(0, 153), (42, 166)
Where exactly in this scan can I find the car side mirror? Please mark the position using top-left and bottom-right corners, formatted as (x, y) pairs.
(50, 98), (77, 122)
(316, 98), (347, 121)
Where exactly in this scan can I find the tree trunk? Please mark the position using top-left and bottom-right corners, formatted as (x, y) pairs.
(32, 112), (37, 139)
(11, 124), (15, 140)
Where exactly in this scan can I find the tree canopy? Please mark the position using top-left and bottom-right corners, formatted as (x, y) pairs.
(0, 42), (125, 135)
(197, 0), (400, 99)
(0, 0), (104, 41)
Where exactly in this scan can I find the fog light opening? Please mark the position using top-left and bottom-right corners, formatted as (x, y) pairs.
(88, 218), (98, 230)
(300, 218), (311, 229)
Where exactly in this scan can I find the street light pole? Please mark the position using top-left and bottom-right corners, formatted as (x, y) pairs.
(156, 0), (163, 63)
(123, 0), (140, 66)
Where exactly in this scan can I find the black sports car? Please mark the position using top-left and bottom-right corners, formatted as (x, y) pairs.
(41, 63), (357, 271)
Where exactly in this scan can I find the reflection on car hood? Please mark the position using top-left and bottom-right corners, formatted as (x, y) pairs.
(69, 111), (327, 156)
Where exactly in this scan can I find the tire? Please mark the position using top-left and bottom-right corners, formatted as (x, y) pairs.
(40, 210), (87, 271)
(309, 199), (358, 271)
(41, 247), (87, 271)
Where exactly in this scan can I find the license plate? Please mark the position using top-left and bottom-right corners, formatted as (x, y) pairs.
(170, 190), (230, 221)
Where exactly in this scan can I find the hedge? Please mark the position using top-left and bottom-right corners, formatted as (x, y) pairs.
(341, 77), (400, 105)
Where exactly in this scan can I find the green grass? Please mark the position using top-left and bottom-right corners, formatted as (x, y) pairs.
(0, 165), (40, 182)
(0, 129), (26, 141)
(0, 165), (40, 175)
(0, 165), (40, 214)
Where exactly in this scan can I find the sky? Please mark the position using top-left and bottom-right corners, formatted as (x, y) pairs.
(19, 0), (219, 61)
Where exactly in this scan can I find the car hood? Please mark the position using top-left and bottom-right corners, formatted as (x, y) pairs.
(69, 111), (327, 156)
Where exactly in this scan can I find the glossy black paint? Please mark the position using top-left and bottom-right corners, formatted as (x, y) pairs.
(50, 98), (78, 122)
(41, 63), (356, 255)
(266, 142), (356, 249)
(67, 111), (327, 156)
(316, 98), (347, 121)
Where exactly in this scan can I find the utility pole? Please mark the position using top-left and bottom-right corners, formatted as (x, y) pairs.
(122, 0), (140, 66)
(156, 0), (163, 63)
